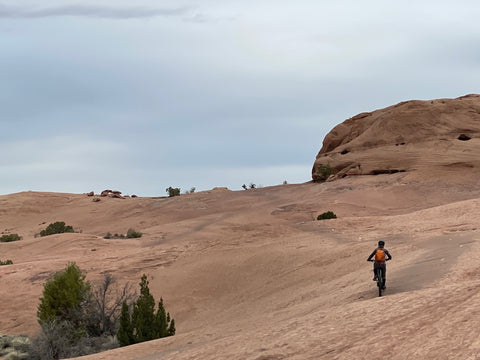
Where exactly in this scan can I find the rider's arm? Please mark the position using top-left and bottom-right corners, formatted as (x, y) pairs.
(367, 248), (377, 261)
(385, 249), (392, 260)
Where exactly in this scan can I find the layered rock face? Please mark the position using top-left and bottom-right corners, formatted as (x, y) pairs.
(312, 94), (480, 181)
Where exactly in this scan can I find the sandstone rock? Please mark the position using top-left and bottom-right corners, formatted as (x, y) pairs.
(86, 191), (94, 196)
(312, 94), (480, 181)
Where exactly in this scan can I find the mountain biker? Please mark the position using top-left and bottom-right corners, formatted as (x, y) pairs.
(367, 240), (392, 289)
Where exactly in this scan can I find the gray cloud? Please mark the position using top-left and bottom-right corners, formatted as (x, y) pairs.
(0, 4), (189, 19)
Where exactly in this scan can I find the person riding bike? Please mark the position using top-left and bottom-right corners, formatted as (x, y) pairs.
(367, 240), (392, 289)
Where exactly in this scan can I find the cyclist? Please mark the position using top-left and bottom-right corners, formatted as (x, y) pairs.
(367, 240), (392, 289)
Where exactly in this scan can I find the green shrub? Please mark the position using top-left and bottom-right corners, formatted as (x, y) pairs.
(37, 262), (91, 331)
(317, 211), (337, 220)
(315, 164), (333, 182)
(166, 187), (180, 197)
(117, 274), (175, 347)
(105, 231), (139, 239)
(40, 222), (74, 237)
(0, 234), (22, 242)
(30, 266), (135, 359)
(126, 229), (142, 239)
(0, 259), (13, 265)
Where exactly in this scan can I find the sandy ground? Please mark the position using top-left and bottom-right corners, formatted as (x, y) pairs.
(1, 170), (480, 359)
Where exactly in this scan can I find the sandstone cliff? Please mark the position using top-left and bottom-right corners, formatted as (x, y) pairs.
(312, 94), (480, 181)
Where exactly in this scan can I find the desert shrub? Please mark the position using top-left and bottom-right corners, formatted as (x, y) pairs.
(166, 187), (180, 197)
(315, 164), (333, 182)
(185, 187), (196, 194)
(33, 266), (136, 359)
(0, 336), (13, 356)
(40, 222), (74, 237)
(117, 274), (175, 347)
(126, 229), (142, 239)
(0, 259), (13, 265)
(105, 231), (138, 239)
(317, 211), (337, 220)
(0, 234), (22, 242)
(0, 334), (30, 360)
(30, 320), (78, 360)
(37, 262), (91, 333)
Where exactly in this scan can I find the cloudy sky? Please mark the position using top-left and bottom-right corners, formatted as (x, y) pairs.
(1, 0), (479, 196)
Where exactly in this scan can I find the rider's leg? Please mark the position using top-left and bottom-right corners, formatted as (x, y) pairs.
(382, 266), (386, 288)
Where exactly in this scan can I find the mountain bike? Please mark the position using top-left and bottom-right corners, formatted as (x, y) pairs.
(369, 259), (389, 297)
(375, 266), (385, 297)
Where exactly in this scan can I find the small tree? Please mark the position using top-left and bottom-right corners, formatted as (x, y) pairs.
(117, 302), (134, 347)
(155, 298), (176, 337)
(37, 262), (91, 333)
(166, 187), (180, 197)
(131, 275), (157, 343)
(40, 222), (74, 237)
(117, 274), (175, 347)
(87, 273), (136, 337)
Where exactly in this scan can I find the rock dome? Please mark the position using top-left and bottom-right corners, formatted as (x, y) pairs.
(312, 94), (480, 181)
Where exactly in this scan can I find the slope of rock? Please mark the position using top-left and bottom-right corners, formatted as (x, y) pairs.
(3, 95), (480, 359)
(2, 171), (480, 360)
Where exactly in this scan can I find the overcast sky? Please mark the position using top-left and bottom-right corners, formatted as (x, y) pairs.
(1, 0), (479, 196)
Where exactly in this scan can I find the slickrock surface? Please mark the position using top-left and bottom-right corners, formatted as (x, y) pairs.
(2, 95), (480, 359)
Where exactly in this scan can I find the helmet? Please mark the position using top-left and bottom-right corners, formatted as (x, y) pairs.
(378, 240), (385, 247)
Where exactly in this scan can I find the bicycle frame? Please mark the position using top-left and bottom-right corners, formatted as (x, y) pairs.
(375, 267), (384, 297)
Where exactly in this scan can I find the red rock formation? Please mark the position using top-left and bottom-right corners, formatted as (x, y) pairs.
(100, 190), (111, 197)
(312, 94), (480, 181)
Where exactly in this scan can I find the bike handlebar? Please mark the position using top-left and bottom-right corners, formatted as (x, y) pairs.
(367, 259), (391, 262)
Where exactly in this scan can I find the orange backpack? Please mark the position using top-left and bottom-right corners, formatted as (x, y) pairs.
(375, 248), (385, 262)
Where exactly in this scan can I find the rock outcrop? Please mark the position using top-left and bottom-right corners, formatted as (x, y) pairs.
(312, 94), (480, 181)
(99, 190), (125, 199)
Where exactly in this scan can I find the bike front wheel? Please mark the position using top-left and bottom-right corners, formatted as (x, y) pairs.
(376, 268), (384, 297)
